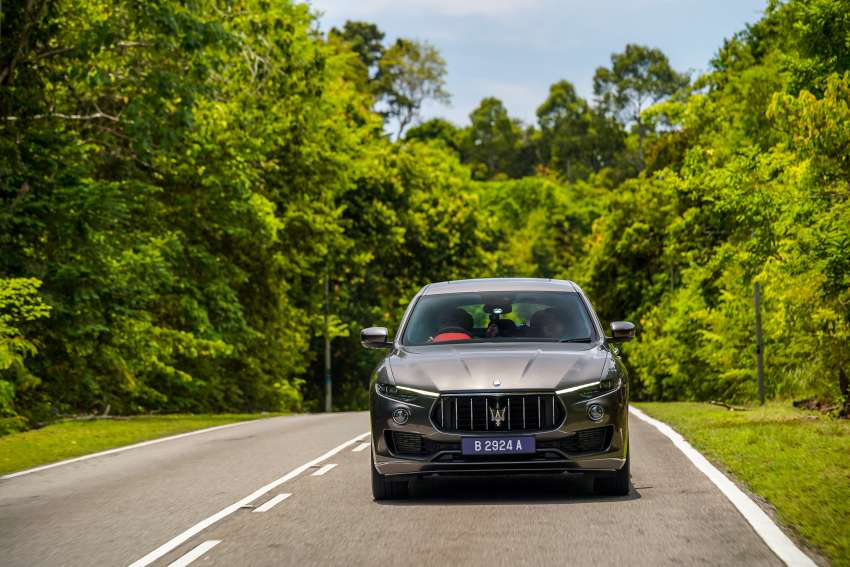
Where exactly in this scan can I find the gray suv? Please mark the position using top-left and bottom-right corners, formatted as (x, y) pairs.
(363, 278), (635, 500)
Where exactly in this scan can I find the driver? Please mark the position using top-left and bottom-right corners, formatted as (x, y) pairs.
(528, 308), (565, 339)
(431, 308), (474, 343)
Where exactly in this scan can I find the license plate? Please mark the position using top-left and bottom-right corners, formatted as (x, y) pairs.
(461, 436), (535, 455)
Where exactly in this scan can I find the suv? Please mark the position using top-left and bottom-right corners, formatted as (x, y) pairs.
(363, 278), (634, 500)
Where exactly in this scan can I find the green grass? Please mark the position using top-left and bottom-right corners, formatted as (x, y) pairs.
(635, 402), (850, 566)
(0, 413), (282, 476)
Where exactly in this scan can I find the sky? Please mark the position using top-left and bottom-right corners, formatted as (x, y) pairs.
(308, 0), (767, 128)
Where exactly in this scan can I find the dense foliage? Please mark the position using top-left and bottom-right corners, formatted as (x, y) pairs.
(581, 1), (850, 406)
(1, 0), (848, 425)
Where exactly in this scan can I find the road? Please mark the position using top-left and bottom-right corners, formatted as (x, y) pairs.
(0, 411), (789, 566)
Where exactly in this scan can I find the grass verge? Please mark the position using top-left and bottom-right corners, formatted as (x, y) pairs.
(0, 413), (283, 476)
(635, 402), (849, 566)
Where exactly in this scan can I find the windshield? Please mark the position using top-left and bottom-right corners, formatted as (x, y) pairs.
(401, 291), (595, 346)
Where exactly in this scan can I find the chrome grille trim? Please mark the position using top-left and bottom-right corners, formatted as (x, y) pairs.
(431, 392), (566, 433)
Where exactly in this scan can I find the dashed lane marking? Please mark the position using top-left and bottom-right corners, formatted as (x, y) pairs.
(252, 493), (291, 513)
(352, 442), (371, 452)
(166, 540), (221, 567)
(127, 431), (369, 567)
(312, 463), (337, 476)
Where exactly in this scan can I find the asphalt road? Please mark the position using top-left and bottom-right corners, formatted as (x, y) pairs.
(0, 411), (788, 566)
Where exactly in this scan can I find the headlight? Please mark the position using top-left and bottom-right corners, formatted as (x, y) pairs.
(375, 382), (439, 402)
(557, 362), (622, 398)
(375, 383), (418, 402)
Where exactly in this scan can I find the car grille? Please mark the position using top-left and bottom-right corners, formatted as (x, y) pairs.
(431, 393), (565, 433)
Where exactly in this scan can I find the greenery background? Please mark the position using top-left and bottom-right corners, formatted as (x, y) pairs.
(1, 0), (848, 429)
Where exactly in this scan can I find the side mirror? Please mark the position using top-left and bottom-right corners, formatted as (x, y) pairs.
(608, 321), (635, 343)
(361, 327), (393, 349)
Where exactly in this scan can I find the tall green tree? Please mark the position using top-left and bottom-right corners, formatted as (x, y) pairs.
(462, 97), (523, 179)
(376, 39), (450, 138)
(536, 80), (625, 180)
(328, 21), (385, 82)
(593, 44), (688, 166)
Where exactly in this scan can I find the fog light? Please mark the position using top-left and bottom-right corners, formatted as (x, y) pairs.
(392, 407), (410, 425)
(587, 403), (605, 421)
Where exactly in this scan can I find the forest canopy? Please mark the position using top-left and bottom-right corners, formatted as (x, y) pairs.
(1, 0), (848, 429)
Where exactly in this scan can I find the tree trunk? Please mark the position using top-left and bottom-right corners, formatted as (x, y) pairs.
(636, 119), (645, 170)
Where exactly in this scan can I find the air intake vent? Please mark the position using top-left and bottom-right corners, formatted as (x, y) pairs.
(389, 431), (424, 455)
(431, 393), (565, 433)
(559, 426), (612, 453)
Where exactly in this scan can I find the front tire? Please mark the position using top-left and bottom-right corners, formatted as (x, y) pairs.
(594, 452), (630, 496)
(371, 453), (409, 500)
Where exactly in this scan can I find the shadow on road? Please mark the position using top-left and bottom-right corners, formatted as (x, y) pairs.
(381, 475), (642, 506)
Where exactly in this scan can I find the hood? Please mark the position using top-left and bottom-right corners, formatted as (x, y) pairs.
(388, 343), (609, 392)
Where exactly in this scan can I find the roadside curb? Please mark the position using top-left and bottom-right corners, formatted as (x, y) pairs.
(629, 406), (817, 567)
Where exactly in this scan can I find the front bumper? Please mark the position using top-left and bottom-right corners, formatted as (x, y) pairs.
(370, 386), (629, 478)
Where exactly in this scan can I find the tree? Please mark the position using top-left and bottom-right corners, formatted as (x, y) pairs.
(474, 176), (604, 278)
(376, 39), (450, 138)
(0, 0), (379, 418)
(404, 118), (462, 153)
(3, 0), (849, 425)
(329, 21), (385, 81)
(536, 80), (625, 180)
(0, 278), (50, 430)
(462, 97), (523, 179)
(537, 81), (590, 178)
(779, 0), (850, 94)
(593, 44), (688, 166)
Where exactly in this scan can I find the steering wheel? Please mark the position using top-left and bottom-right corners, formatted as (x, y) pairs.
(436, 326), (470, 335)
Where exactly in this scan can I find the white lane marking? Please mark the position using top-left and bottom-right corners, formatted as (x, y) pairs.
(629, 406), (816, 567)
(167, 540), (221, 567)
(127, 431), (370, 567)
(312, 463), (337, 476)
(352, 442), (370, 452)
(1, 419), (277, 480)
(252, 493), (291, 513)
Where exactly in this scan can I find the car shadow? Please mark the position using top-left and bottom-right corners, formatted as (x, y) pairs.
(379, 475), (642, 506)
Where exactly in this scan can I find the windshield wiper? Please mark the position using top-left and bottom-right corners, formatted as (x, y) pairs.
(560, 337), (592, 343)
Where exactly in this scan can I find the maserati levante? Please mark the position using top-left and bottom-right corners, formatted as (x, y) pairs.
(363, 278), (635, 500)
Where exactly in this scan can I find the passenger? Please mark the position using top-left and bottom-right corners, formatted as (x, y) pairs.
(528, 308), (565, 339)
(431, 308), (474, 343)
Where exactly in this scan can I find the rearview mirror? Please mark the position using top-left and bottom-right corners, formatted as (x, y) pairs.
(361, 327), (393, 349)
(608, 321), (635, 343)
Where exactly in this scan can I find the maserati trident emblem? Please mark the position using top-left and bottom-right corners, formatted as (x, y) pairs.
(489, 403), (507, 427)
